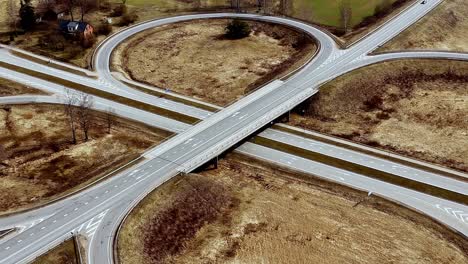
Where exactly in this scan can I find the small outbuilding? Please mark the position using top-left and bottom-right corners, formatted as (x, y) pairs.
(59, 20), (94, 42)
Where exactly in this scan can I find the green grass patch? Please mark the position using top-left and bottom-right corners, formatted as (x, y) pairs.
(121, 0), (228, 8)
(121, 0), (400, 27)
(293, 0), (400, 27)
(251, 136), (468, 205)
(0, 61), (199, 124)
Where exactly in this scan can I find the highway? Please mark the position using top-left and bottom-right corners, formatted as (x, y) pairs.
(1, 93), (466, 239)
(0, 0), (467, 263)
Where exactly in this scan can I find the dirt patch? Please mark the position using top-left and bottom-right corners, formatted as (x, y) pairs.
(32, 238), (78, 264)
(289, 59), (468, 172)
(0, 104), (170, 214)
(379, 0), (468, 52)
(0, 77), (46, 96)
(112, 19), (316, 106)
(118, 153), (468, 264)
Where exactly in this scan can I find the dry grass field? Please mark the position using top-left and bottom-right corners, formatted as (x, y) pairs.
(289, 59), (468, 172)
(379, 0), (468, 52)
(0, 77), (45, 96)
(32, 238), (78, 264)
(0, 104), (170, 215)
(0, 0), (411, 67)
(113, 19), (315, 106)
(118, 154), (468, 264)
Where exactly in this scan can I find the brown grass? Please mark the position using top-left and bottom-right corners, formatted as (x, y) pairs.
(32, 238), (78, 264)
(251, 136), (468, 204)
(289, 59), (468, 172)
(112, 19), (316, 106)
(142, 176), (238, 263)
(0, 2), (232, 68)
(0, 61), (199, 124)
(0, 77), (46, 96)
(379, 0), (468, 52)
(0, 104), (170, 215)
(118, 153), (468, 264)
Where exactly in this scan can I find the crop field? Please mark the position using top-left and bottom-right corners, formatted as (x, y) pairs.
(293, 0), (400, 27)
(122, 0), (400, 27)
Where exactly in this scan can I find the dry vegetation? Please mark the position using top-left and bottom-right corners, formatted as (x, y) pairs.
(0, 0), (236, 68)
(118, 154), (468, 264)
(380, 0), (468, 52)
(113, 19), (316, 106)
(0, 104), (170, 214)
(290, 59), (468, 172)
(0, 77), (45, 96)
(0, 0), (413, 68)
(32, 238), (78, 264)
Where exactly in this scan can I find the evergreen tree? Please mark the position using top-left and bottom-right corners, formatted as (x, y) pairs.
(19, 0), (36, 31)
(225, 19), (251, 39)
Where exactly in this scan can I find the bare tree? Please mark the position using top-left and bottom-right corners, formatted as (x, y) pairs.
(260, 0), (271, 15)
(76, 92), (94, 141)
(63, 89), (78, 144)
(77, 0), (98, 21)
(105, 107), (115, 134)
(339, 0), (352, 33)
(278, 0), (292, 16)
(57, 0), (83, 21)
(56, 0), (99, 21)
(229, 0), (240, 12)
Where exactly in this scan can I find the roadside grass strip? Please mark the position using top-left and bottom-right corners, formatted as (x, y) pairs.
(31, 238), (79, 264)
(0, 61), (199, 124)
(121, 80), (220, 112)
(251, 136), (468, 206)
(274, 125), (468, 183)
(0, 154), (147, 218)
(10, 50), (97, 79)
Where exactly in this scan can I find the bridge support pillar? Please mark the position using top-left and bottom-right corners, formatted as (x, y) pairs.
(213, 156), (218, 169)
(276, 110), (290, 123)
(205, 156), (218, 170)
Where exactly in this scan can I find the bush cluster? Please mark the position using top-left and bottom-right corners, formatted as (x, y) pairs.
(110, 4), (127, 17)
(225, 19), (251, 39)
(143, 177), (238, 263)
(118, 12), (138, 27)
(96, 22), (113, 35)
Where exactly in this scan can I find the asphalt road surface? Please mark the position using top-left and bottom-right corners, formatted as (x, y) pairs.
(0, 0), (466, 263)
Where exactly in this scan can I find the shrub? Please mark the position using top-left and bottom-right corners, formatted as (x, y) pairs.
(81, 34), (96, 48)
(99, 0), (112, 12)
(225, 19), (251, 39)
(19, 0), (36, 31)
(143, 177), (238, 263)
(38, 32), (66, 51)
(118, 12), (138, 27)
(96, 22), (112, 35)
(110, 4), (127, 17)
(363, 95), (383, 111)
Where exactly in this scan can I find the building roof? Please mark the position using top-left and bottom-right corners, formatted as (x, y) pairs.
(59, 20), (90, 33)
